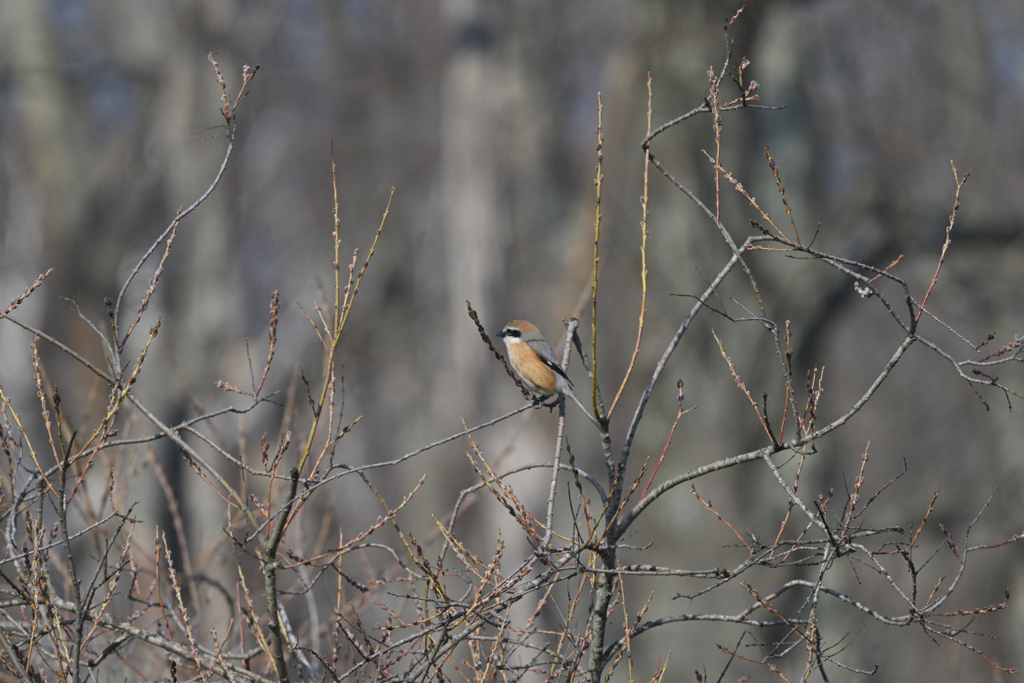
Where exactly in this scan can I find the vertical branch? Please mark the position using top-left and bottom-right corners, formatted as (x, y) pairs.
(916, 163), (968, 324)
(543, 397), (568, 548)
(56, 435), (85, 682)
(585, 563), (615, 683)
(543, 323), (583, 547)
(764, 146), (801, 246)
(590, 94), (604, 414)
(709, 66), (723, 224)
(296, 188), (392, 476)
(609, 73), (652, 418)
(331, 149), (342, 333)
(261, 467), (300, 682)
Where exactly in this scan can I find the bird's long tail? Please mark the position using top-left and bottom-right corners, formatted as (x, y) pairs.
(563, 388), (607, 434)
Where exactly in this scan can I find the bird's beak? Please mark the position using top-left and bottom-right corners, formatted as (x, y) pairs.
(496, 330), (506, 338)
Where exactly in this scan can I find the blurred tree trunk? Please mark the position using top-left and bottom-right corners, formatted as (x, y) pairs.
(438, 0), (507, 408)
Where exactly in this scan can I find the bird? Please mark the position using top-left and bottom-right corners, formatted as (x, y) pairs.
(497, 320), (604, 432)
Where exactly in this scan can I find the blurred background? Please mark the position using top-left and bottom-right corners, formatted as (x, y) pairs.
(1, 0), (1022, 679)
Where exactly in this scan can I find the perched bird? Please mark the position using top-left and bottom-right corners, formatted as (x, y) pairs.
(497, 320), (604, 432)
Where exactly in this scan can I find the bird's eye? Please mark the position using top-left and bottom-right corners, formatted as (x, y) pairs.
(508, 329), (521, 337)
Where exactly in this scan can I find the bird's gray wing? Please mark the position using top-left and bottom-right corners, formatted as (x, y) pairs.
(527, 339), (573, 387)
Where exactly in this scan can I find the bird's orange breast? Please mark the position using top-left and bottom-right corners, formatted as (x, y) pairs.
(509, 343), (559, 393)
